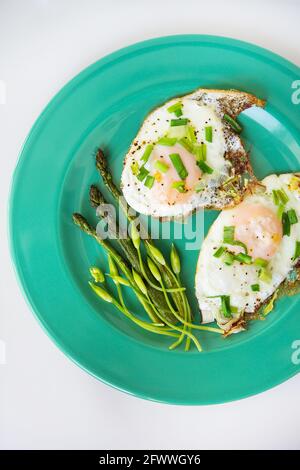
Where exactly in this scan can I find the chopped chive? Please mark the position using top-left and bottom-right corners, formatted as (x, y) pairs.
(251, 284), (260, 292)
(141, 144), (153, 163)
(154, 160), (169, 173)
(223, 251), (234, 266)
(288, 208), (298, 225)
(131, 161), (139, 175)
(169, 153), (188, 179)
(174, 108), (183, 117)
(197, 160), (213, 174)
(194, 143), (207, 161)
(222, 226), (248, 254)
(254, 258), (268, 268)
(213, 246), (226, 258)
(259, 267), (272, 283)
(157, 136), (177, 146)
(179, 138), (194, 154)
(282, 211), (291, 236)
(293, 241), (300, 260)
(137, 166), (149, 182)
(223, 113), (242, 133)
(167, 101), (183, 114)
(278, 189), (289, 204)
(170, 118), (188, 127)
(167, 125), (187, 139)
(205, 126), (213, 142)
(144, 175), (155, 189)
(232, 240), (248, 254)
(221, 296), (232, 318)
(273, 188), (289, 206)
(223, 226), (235, 243)
(187, 125), (197, 143)
(234, 252), (252, 264)
(272, 189), (279, 205)
(277, 203), (285, 220)
(171, 181), (187, 193)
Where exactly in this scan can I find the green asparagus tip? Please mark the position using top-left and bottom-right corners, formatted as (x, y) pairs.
(89, 184), (105, 208)
(95, 148), (108, 175)
(72, 213), (94, 236)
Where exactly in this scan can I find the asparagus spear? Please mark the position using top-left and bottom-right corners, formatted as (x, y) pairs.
(95, 148), (188, 318)
(89, 184), (179, 315)
(72, 213), (176, 323)
(89, 185), (140, 271)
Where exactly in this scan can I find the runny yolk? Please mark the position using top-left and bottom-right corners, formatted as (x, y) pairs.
(149, 143), (202, 205)
(232, 203), (283, 260)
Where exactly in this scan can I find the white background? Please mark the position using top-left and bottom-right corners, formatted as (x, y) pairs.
(1, 0), (300, 450)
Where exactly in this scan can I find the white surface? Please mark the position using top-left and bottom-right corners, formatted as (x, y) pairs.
(1, 0), (300, 450)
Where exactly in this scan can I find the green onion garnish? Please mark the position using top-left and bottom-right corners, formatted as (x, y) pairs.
(251, 284), (260, 292)
(167, 102), (183, 114)
(259, 267), (272, 283)
(272, 189), (279, 205)
(137, 166), (149, 182)
(221, 295), (232, 318)
(234, 240), (248, 254)
(169, 153), (188, 179)
(187, 125), (197, 143)
(277, 203), (285, 220)
(293, 241), (300, 261)
(131, 161), (139, 176)
(197, 160), (213, 174)
(278, 189), (289, 204)
(223, 226), (235, 243)
(171, 181), (187, 193)
(273, 188), (289, 206)
(194, 143), (207, 161)
(154, 160), (169, 173)
(174, 108), (183, 117)
(205, 126), (213, 143)
(223, 252), (235, 266)
(288, 208), (298, 225)
(179, 138), (194, 154)
(144, 175), (155, 189)
(141, 144), (153, 163)
(254, 258), (268, 268)
(157, 137), (177, 146)
(223, 113), (242, 133)
(223, 225), (248, 253)
(282, 211), (291, 236)
(213, 246), (226, 258)
(170, 118), (188, 127)
(234, 253), (252, 264)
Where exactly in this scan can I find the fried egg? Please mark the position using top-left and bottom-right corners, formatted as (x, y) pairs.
(121, 88), (265, 219)
(196, 173), (300, 333)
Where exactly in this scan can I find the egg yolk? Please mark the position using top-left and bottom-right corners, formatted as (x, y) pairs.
(149, 143), (202, 205)
(232, 203), (282, 260)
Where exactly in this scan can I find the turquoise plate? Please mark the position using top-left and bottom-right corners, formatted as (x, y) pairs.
(9, 35), (300, 404)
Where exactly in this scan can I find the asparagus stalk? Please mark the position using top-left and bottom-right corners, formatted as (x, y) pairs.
(72, 213), (176, 323)
(89, 185), (179, 316)
(89, 185), (140, 272)
(95, 148), (187, 318)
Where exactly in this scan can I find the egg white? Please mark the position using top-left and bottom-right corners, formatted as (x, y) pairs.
(121, 95), (234, 218)
(195, 173), (300, 329)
